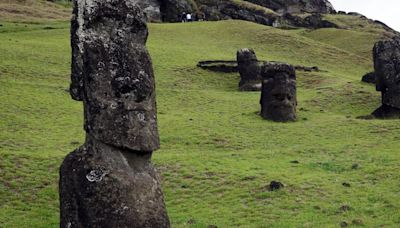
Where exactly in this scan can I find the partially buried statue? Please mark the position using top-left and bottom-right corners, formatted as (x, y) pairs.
(60, 0), (170, 227)
(237, 48), (262, 91)
(371, 37), (400, 118)
(260, 62), (297, 122)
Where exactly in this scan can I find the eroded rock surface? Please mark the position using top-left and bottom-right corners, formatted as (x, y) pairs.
(372, 37), (400, 118)
(245, 0), (335, 14)
(61, 0), (170, 227)
(260, 62), (297, 122)
(237, 48), (262, 91)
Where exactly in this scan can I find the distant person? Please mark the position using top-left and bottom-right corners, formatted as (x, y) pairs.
(186, 13), (192, 22)
(181, 12), (187, 22)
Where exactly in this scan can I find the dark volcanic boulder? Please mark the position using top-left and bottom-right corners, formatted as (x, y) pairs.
(237, 48), (262, 91)
(361, 72), (376, 84)
(273, 13), (337, 29)
(244, 0), (335, 14)
(160, 0), (195, 22)
(260, 62), (297, 122)
(137, 0), (162, 22)
(372, 37), (400, 118)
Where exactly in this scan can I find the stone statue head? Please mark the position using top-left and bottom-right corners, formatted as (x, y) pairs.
(260, 62), (297, 122)
(70, 0), (160, 152)
(373, 37), (400, 109)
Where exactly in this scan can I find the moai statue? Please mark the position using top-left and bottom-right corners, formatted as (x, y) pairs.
(60, 1), (170, 227)
(237, 48), (262, 91)
(371, 37), (400, 118)
(260, 62), (297, 122)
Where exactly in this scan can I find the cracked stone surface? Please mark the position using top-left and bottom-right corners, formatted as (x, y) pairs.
(372, 37), (400, 118)
(260, 62), (297, 122)
(61, 0), (170, 227)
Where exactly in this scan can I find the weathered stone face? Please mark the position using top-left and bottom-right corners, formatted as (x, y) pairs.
(60, 136), (170, 228)
(373, 37), (400, 108)
(62, 1), (170, 227)
(237, 48), (262, 91)
(260, 62), (297, 122)
(71, 0), (159, 152)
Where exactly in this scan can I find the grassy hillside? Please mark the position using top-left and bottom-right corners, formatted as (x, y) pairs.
(0, 0), (70, 22)
(1, 6), (400, 228)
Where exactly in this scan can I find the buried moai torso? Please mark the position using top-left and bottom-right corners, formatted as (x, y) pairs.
(237, 48), (262, 91)
(260, 62), (297, 122)
(372, 37), (400, 118)
(61, 1), (170, 227)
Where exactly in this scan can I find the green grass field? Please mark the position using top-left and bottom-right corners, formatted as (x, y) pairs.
(1, 2), (400, 227)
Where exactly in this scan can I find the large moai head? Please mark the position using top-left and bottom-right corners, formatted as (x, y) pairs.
(237, 48), (262, 91)
(373, 37), (400, 109)
(70, 0), (159, 152)
(260, 62), (297, 122)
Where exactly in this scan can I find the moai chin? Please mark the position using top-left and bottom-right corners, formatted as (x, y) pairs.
(237, 48), (262, 91)
(260, 62), (297, 122)
(60, 0), (170, 227)
(371, 37), (400, 118)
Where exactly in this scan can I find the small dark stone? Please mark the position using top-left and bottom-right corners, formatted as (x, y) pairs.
(339, 205), (352, 212)
(43, 26), (55, 30)
(340, 221), (349, 228)
(351, 163), (359, 169)
(342, 182), (351, 187)
(361, 72), (376, 84)
(269, 181), (284, 191)
(290, 160), (300, 164)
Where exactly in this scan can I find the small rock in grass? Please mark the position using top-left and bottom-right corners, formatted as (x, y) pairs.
(352, 219), (363, 225)
(342, 182), (351, 187)
(351, 163), (359, 169)
(290, 160), (300, 164)
(269, 181), (284, 191)
(339, 205), (352, 212)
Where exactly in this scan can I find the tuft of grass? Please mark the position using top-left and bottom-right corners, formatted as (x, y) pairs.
(1, 17), (400, 227)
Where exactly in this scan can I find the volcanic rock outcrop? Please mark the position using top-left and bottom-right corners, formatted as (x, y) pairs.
(137, 0), (162, 22)
(237, 48), (262, 91)
(245, 0), (335, 14)
(260, 62), (297, 122)
(371, 37), (400, 118)
(60, 1), (170, 227)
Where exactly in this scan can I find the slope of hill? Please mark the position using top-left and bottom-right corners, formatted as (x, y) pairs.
(0, 0), (70, 22)
(1, 3), (400, 228)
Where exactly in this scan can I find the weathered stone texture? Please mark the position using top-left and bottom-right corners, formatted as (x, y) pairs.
(60, 136), (169, 228)
(260, 62), (297, 122)
(372, 37), (400, 118)
(61, 0), (169, 227)
(237, 48), (262, 91)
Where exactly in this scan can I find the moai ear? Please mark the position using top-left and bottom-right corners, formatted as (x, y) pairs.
(69, 0), (84, 101)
